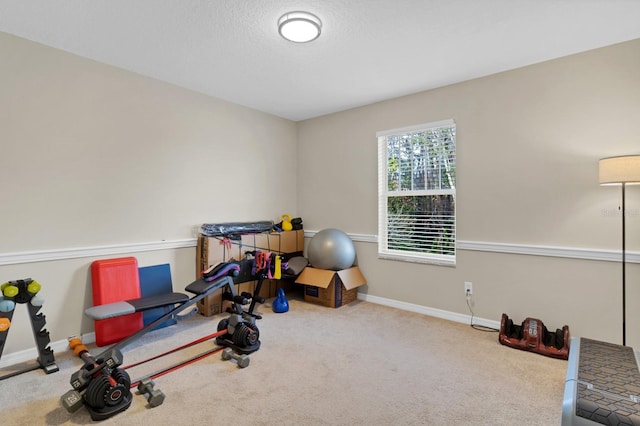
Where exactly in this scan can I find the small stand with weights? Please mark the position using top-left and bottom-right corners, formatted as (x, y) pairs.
(0, 278), (58, 380)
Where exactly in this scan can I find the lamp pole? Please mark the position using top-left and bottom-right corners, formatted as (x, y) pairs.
(621, 182), (627, 346)
(600, 155), (640, 346)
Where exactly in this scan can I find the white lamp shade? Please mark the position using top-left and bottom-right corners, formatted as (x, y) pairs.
(599, 155), (640, 185)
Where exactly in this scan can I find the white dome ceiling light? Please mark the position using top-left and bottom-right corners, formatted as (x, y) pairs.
(278, 11), (322, 43)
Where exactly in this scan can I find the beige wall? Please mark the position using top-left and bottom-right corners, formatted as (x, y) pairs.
(0, 32), (297, 252)
(1, 31), (639, 358)
(0, 32), (297, 356)
(297, 39), (640, 346)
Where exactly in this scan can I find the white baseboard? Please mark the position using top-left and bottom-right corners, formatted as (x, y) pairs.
(358, 293), (501, 330)
(0, 332), (95, 370)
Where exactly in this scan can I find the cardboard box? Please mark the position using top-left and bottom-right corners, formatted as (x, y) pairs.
(195, 235), (242, 316)
(197, 287), (223, 317)
(196, 235), (242, 279)
(197, 230), (305, 277)
(296, 266), (366, 308)
(240, 230), (304, 258)
(196, 230), (305, 316)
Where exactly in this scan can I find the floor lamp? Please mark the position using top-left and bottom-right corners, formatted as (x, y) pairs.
(599, 155), (640, 346)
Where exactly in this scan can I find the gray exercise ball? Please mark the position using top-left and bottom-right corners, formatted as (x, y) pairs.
(307, 228), (356, 271)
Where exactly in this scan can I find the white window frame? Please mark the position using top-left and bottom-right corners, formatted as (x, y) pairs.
(377, 119), (456, 266)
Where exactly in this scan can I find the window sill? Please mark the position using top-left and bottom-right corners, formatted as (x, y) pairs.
(378, 251), (456, 267)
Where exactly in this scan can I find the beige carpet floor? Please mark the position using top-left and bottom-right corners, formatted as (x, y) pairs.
(0, 291), (567, 425)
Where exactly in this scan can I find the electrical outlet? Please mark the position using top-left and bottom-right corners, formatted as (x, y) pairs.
(464, 281), (473, 295)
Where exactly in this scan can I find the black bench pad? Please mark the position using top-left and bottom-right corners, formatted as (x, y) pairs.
(185, 277), (232, 295)
(127, 292), (189, 311)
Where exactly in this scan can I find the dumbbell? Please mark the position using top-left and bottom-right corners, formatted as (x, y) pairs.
(68, 337), (94, 390)
(1, 279), (40, 304)
(30, 294), (45, 307)
(100, 348), (124, 368)
(27, 280), (41, 295)
(138, 378), (165, 407)
(68, 338), (124, 388)
(221, 347), (250, 368)
(1, 282), (18, 298)
(0, 317), (10, 332)
(60, 388), (85, 413)
(0, 297), (15, 313)
(69, 337), (88, 356)
(27, 281), (42, 306)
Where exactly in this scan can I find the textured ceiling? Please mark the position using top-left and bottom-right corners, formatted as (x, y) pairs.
(1, 0), (640, 121)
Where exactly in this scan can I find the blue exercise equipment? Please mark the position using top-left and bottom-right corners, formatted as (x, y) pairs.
(272, 288), (289, 313)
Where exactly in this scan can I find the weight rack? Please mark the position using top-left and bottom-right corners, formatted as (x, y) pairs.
(0, 278), (58, 380)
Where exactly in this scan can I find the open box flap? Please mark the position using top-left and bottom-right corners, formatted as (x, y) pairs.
(296, 266), (367, 291)
(295, 267), (336, 289)
(337, 267), (367, 290)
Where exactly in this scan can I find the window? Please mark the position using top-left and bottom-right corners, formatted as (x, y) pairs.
(377, 119), (456, 265)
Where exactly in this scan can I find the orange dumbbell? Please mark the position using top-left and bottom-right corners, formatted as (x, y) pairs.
(0, 317), (10, 332)
(68, 337), (89, 358)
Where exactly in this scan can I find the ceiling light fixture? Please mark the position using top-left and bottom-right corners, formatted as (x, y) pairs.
(278, 11), (322, 43)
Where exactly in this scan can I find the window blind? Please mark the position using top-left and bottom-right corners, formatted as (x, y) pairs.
(378, 119), (456, 265)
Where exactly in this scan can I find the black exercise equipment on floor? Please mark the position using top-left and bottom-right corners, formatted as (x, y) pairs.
(0, 278), (58, 380)
(62, 344), (132, 420)
(62, 262), (264, 421)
